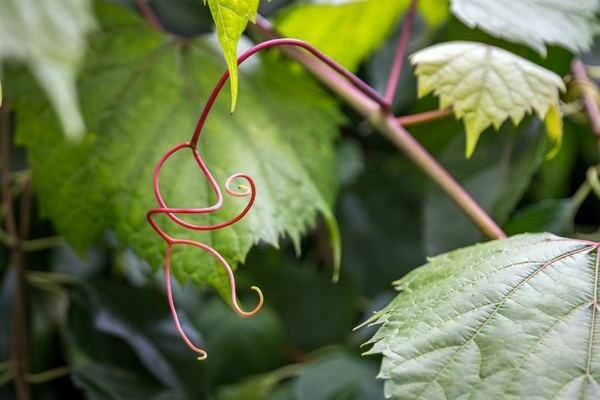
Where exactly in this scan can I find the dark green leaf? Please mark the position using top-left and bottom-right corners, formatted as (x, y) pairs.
(73, 363), (183, 400)
(294, 350), (384, 400)
(424, 119), (546, 255)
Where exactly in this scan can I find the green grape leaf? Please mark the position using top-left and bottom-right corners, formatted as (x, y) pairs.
(275, 0), (448, 71)
(411, 41), (565, 157)
(204, 0), (259, 112)
(0, 0), (96, 138)
(9, 1), (342, 298)
(451, 0), (600, 55)
(364, 233), (600, 399)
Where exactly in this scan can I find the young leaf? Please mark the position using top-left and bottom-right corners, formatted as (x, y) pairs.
(204, 0), (259, 112)
(364, 233), (600, 399)
(451, 0), (600, 55)
(276, 0), (447, 71)
(9, 2), (343, 299)
(411, 41), (565, 157)
(0, 0), (96, 138)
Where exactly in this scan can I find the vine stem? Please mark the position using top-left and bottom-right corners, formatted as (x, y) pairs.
(384, 0), (418, 103)
(1, 102), (30, 400)
(135, 0), (164, 32)
(572, 58), (600, 157)
(396, 108), (453, 126)
(251, 16), (506, 240)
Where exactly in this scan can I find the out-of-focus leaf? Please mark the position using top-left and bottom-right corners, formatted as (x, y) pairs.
(149, 0), (214, 37)
(86, 280), (207, 396)
(204, 0), (259, 111)
(9, 1), (343, 298)
(411, 41), (564, 157)
(544, 103), (563, 159)
(242, 249), (356, 351)
(217, 374), (280, 400)
(294, 350), (384, 400)
(504, 199), (579, 236)
(62, 277), (208, 398)
(531, 122), (578, 200)
(73, 363), (183, 400)
(276, 0), (447, 71)
(365, 233), (600, 399)
(450, 0), (600, 55)
(339, 153), (425, 296)
(217, 364), (301, 400)
(424, 119), (546, 255)
(193, 296), (286, 385)
(0, 0), (96, 138)
(336, 139), (364, 186)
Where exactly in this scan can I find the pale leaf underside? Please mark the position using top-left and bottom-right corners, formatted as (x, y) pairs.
(451, 0), (600, 55)
(411, 41), (565, 157)
(0, 0), (96, 138)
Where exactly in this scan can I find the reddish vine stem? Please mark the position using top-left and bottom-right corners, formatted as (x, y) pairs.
(190, 39), (389, 145)
(384, 0), (418, 103)
(0, 103), (30, 400)
(251, 16), (506, 240)
(572, 58), (600, 157)
(396, 108), (453, 126)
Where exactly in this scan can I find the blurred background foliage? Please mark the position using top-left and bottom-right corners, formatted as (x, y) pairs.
(1, 0), (599, 399)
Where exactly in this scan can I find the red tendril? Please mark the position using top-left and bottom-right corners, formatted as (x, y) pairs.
(147, 38), (388, 360)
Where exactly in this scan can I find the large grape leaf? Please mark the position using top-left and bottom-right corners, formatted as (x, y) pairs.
(451, 0), (600, 55)
(0, 0), (96, 138)
(411, 41), (565, 157)
(364, 233), (600, 399)
(204, 0), (259, 112)
(8, 2), (343, 298)
(275, 0), (448, 71)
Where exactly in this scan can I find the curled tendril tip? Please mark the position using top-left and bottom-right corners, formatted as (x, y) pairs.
(147, 38), (386, 360)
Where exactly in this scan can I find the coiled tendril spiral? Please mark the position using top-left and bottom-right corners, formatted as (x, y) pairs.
(146, 38), (390, 360)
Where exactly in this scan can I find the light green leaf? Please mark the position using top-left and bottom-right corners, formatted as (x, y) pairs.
(9, 2), (342, 298)
(205, 0), (259, 112)
(0, 0), (96, 138)
(411, 41), (565, 157)
(276, 0), (448, 71)
(451, 0), (600, 55)
(364, 233), (600, 399)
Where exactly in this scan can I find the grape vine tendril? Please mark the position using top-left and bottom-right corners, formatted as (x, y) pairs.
(147, 38), (388, 360)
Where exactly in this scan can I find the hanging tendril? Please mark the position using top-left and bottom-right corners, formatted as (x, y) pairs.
(146, 38), (389, 360)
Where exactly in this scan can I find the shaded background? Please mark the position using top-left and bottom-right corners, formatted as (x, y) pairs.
(1, 0), (599, 399)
